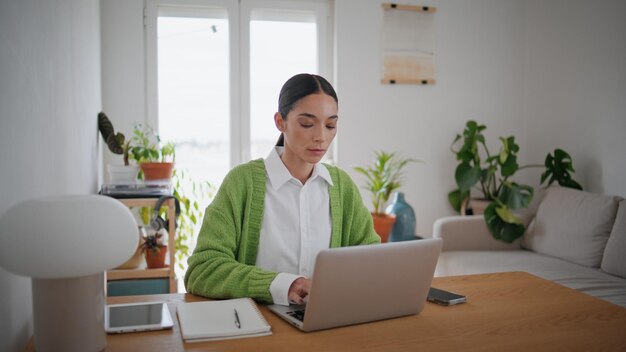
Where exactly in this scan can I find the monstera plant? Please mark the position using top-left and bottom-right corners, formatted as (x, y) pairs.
(448, 120), (582, 243)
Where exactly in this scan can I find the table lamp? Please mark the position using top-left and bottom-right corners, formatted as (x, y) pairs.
(0, 195), (138, 352)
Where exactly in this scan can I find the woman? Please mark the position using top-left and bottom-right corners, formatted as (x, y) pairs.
(185, 73), (380, 305)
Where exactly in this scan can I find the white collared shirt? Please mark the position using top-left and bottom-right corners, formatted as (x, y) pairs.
(255, 147), (333, 305)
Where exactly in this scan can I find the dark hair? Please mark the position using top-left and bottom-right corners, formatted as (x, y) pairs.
(276, 74), (338, 146)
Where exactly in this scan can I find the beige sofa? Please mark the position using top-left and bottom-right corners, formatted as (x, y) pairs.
(433, 186), (626, 307)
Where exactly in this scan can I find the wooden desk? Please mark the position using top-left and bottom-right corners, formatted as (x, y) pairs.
(26, 272), (626, 351)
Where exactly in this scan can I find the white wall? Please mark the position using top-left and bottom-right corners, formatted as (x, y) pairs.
(521, 0), (626, 197)
(0, 0), (101, 350)
(335, 0), (527, 235)
(101, 0), (147, 174)
(335, 0), (626, 235)
(99, 0), (626, 236)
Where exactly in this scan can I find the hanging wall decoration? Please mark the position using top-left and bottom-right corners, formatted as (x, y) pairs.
(381, 3), (436, 85)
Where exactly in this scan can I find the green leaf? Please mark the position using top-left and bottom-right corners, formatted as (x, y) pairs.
(498, 137), (509, 164)
(484, 203), (526, 243)
(500, 154), (518, 177)
(498, 181), (534, 209)
(448, 189), (469, 213)
(540, 169), (551, 184)
(455, 162), (481, 192)
(561, 178), (583, 190)
(494, 206), (522, 224)
(542, 149), (583, 190)
(507, 136), (519, 153)
(456, 150), (474, 162)
(105, 134), (124, 155)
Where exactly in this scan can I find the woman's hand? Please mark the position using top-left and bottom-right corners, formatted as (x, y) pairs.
(288, 277), (311, 305)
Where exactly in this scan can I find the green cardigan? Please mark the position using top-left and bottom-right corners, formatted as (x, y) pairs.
(184, 159), (380, 303)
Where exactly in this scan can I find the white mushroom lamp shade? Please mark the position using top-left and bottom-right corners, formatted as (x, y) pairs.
(0, 195), (138, 352)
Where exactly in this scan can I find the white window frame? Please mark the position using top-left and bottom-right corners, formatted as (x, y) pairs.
(145, 0), (333, 167)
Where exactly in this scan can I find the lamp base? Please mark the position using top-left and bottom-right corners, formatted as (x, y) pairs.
(32, 273), (106, 352)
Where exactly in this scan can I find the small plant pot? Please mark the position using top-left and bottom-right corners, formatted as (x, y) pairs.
(144, 245), (167, 269)
(140, 162), (174, 181)
(108, 165), (139, 184)
(371, 213), (396, 243)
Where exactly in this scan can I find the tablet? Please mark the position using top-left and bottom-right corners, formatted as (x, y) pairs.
(105, 301), (174, 333)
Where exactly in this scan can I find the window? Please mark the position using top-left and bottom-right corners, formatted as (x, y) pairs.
(156, 8), (231, 188)
(145, 0), (332, 291)
(147, 0), (332, 187)
(248, 9), (319, 160)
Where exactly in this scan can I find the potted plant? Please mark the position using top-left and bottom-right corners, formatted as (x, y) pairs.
(98, 112), (141, 184)
(130, 123), (176, 181)
(137, 169), (215, 272)
(354, 151), (417, 242)
(448, 120), (582, 243)
(141, 230), (168, 269)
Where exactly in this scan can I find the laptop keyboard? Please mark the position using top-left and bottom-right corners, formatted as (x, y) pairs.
(286, 309), (306, 322)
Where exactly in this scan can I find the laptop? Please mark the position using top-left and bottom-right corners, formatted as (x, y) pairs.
(267, 238), (442, 332)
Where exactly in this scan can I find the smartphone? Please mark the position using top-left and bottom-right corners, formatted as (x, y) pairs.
(427, 287), (467, 306)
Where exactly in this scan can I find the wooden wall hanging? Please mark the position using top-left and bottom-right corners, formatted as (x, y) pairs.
(381, 3), (436, 85)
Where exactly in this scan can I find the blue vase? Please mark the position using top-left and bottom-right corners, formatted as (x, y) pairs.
(386, 192), (416, 242)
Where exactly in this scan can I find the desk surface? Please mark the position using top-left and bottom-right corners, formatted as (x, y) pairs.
(27, 272), (626, 351)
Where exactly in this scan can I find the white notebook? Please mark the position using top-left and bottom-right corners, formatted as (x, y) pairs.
(177, 298), (272, 342)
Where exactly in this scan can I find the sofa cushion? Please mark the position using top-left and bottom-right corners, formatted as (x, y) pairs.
(602, 200), (626, 278)
(522, 187), (620, 268)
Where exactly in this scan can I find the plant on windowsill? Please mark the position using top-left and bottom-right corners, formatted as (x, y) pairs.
(354, 151), (418, 242)
(130, 123), (176, 181)
(141, 230), (168, 269)
(448, 120), (583, 243)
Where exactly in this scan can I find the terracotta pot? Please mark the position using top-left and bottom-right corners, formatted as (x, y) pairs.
(144, 245), (167, 268)
(140, 162), (174, 181)
(371, 213), (396, 243)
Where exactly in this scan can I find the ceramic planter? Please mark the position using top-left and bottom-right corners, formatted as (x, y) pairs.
(107, 165), (139, 184)
(386, 192), (417, 242)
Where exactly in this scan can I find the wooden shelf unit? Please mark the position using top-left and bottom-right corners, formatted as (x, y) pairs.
(106, 197), (177, 293)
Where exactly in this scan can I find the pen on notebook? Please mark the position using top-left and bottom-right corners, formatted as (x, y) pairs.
(234, 308), (241, 329)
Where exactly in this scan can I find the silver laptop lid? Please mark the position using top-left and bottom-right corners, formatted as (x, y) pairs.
(299, 238), (442, 332)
